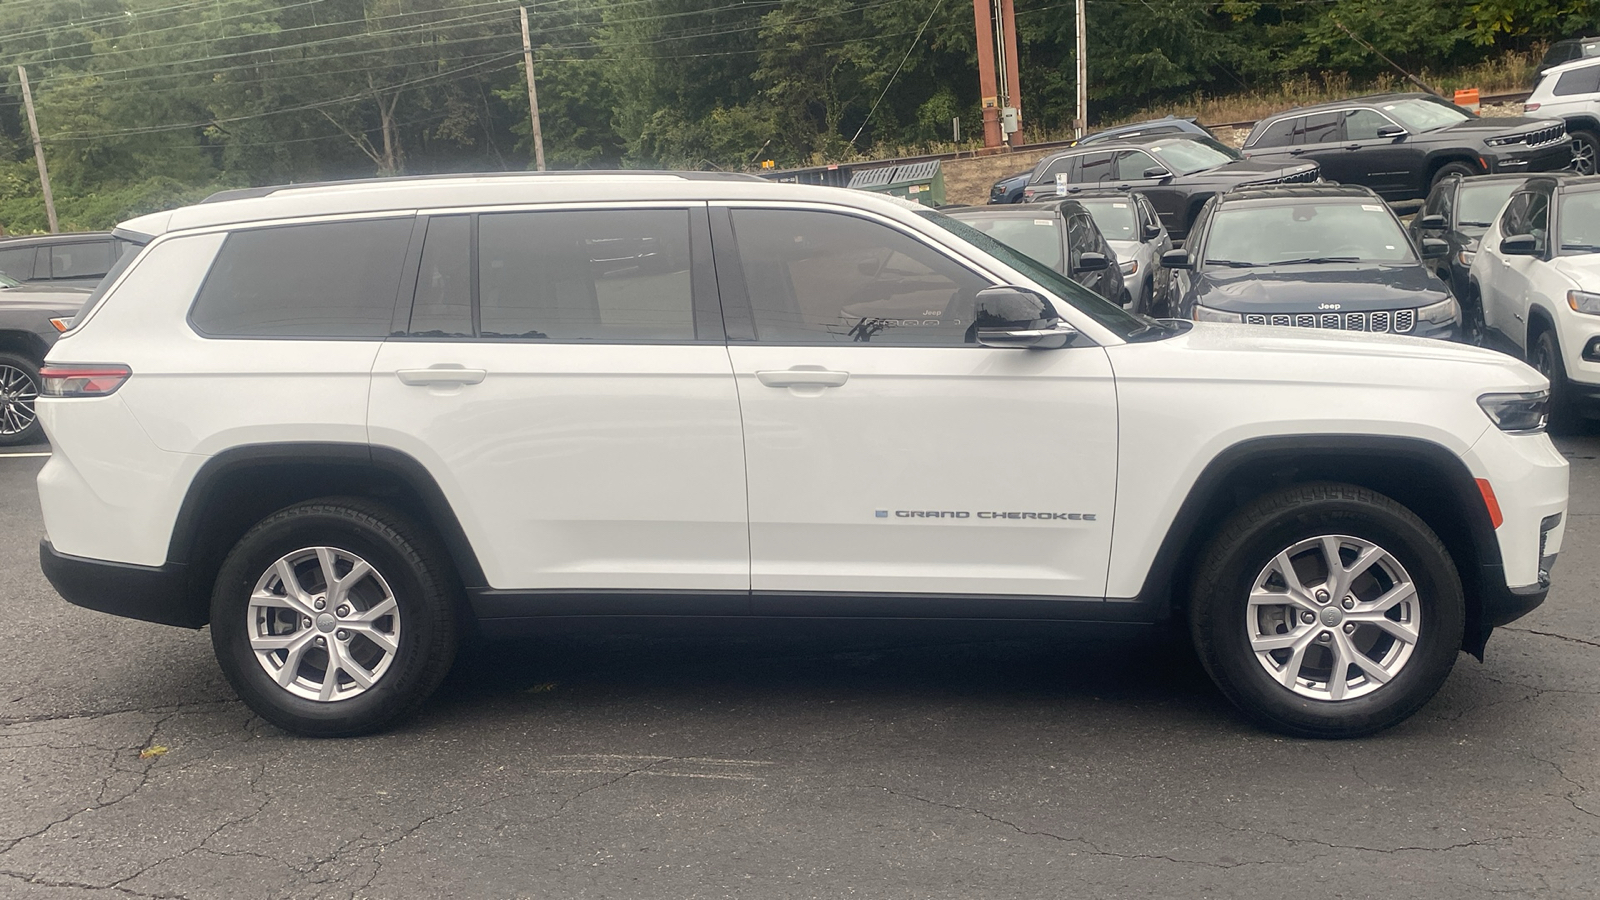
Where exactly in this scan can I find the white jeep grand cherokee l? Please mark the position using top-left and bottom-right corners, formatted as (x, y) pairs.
(36, 172), (1568, 739)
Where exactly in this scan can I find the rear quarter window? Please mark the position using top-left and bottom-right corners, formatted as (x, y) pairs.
(1553, 64), (1600, 97)
(190, 218), (413, 338)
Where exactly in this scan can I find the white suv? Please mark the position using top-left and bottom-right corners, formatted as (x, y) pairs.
(1526, 56), (1600, 175)
(36, 173), (1568, 739)
(1471, 174), (1600, 423)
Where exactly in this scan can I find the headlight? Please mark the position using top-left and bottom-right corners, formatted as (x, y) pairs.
(1457, 248), (1475, 267)
(1193, 305), (1242, 323)
(1568, 291), (1600, 316)
(1119, 258), (1138, 275)
(1417, 296), (1459, 324)
(1484, 134), (1525, 147)
(1478, 391), (1549, 433)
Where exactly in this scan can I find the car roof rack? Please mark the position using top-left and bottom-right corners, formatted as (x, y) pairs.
(201, 170), (765, 204)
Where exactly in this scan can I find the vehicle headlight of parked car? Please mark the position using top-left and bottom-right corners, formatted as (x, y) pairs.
(1417, 295), (1460, 325)
(1119, 258), (1138, 275)
(1193, 305), (1242, 323)
(1568, 290), (1600, 315)
(1478, 391), (1551, 433)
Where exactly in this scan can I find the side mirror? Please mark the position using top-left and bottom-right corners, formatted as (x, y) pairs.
(1161, 248), (1193, 270)
(974, 286), (1075, 349)
(1142, 223), (1162, 241)
(1142, 166), (1173, 180)
(1075, 251), (1110, 273)
(1418, 213), (1446, 231)
(1420, 237), (1449, 259)
(1500, 233), (1540, 256)
(1376, 124), (1407, 138)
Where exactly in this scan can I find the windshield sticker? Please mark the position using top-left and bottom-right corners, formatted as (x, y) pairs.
(1113, 202), (1128, 208)
(1362, 204), (1383, 211)
(1034, 219), (1054, 226)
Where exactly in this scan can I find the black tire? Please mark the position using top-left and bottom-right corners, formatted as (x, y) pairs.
(1459, 285), (1486, 346)
(1529, 326), (1576, 432)
(210, 498), (460, 737)
(0, 351), (43, 447)
(1189, 482), (1464, 739)
(1570, 129), (1598, 177)
(1431, 162), (1478, 188)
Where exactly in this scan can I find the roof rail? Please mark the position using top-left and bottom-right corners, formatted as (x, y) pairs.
(201, 170), (764, 204)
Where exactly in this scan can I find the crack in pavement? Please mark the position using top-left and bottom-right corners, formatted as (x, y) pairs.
(0, 699), (237, 729)
(1529, 751), (1600, 823)
(1500, 627), (1600, 651)
(0, 869), (193, 900)
(865, 785), (1273, 869)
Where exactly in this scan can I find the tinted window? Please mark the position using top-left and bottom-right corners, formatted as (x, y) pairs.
(1457, 181), (1521, 228)
(408, 216), (472, 337)
(1500, 192), (1531, 236)
(1424, 181), (1454, 224)
(192, 218), (412, 338)
(1066, 214), (1092, 269)
(955, 215), (1065, 271)
(1525, 192), (1550, 254)
(477, 209), (694, 341)
(1251, 119), (1296, 148)
(1296, 113), (1342, 144)
(1114, 150), (1160, 180)
(732, 209), (988, 345)
(1075, 151), (1117, 185)
(1039, 155), (1075, 183)
(0, 246), (34, 280)
(50, 241), (115, 279)
(1554, 63), (1600, 96)
(1343, 109), (1394, 141)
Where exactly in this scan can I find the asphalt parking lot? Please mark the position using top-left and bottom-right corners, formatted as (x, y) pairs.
(3, 435), (1599, 900)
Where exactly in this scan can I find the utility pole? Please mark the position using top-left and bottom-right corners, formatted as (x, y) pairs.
(518, 7), (547, 171)
(1074, 0), (1087, 138)
(998, 0), (1023, 146)
(17, 66), (58, 233)
(972, 0), (1002, 148)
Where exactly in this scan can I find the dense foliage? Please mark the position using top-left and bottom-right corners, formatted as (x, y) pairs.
(0, 0), (1595, 231)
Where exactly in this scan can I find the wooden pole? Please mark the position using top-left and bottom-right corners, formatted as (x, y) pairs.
(17, 66), (58, 233)
(972, 0), (1001, 148)
(519, 7), (547, 171)
(1074, 0), (1087, 139)
(999, 0), (1023, 146)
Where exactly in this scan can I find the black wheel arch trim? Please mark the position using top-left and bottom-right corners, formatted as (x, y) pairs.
(165, 441), (488, 587)
(1130, 434), (1510, 658)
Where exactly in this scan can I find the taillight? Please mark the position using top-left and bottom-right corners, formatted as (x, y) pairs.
(1524, 103), (1540, 112)
(39, 365), (131, 397)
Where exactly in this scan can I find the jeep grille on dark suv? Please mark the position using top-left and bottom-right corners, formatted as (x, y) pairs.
(1244, 310), (1417, 333)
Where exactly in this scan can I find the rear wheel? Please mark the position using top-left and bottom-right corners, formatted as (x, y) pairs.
(1189, 483), (1464, 738)
(0, 352), (42, 447)
(1459, 286), (1486, 346)
(1571, 130), (1598, 177)
(210, 498), (460, 737)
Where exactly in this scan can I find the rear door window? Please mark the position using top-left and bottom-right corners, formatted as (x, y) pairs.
(1075, 151), (1117, 185)
(1251, 118), (1297, 149)
(50, 241), (115, 279)
(1294, 113), (1343, 145)
(0, 246), (34, 280)
(191, 217), (414, 338)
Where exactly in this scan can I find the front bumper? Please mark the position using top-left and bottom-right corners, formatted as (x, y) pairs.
(1486, 138), (1574, 174)
(40, 539), (202, 629)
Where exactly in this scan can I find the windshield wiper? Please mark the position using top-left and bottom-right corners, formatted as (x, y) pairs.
(1561, 243), (1600, 253)
(1272, 256), (1362, 265)
(1456, 220), (1492, 227)
(1204, 259), (1262, 268)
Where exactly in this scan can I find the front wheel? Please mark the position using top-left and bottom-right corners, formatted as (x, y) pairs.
(1571, 130), (1598, 177)
(0, 352), (43, 447)
(1529, 327), (1576, 431)
(210, 498), (460, 737)
(1431, 162), (1478, 188)
(1189, 483), (1464, 739)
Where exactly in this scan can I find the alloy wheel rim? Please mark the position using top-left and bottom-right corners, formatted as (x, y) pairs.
(1247, 534), (1421, 701)
(1576, 139), (1597, 176)
(0, 364), (38, 436)
(248, 546), (401, 702)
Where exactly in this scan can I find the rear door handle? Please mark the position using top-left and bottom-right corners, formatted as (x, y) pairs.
(1288, 148), (1304, 156)
(755, 368), (850, 389)
(396, 365), (487, 387)
(1344, 144), (1362, 150)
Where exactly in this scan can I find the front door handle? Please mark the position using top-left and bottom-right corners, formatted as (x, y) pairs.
(396, 365), (487, 387)
(1288, 148), (1305, 156)
(1344, 144), (1362, 150)
(755, 368), (850, 389)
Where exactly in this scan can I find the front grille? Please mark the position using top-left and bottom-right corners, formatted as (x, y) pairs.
(1243, 309), (1416, 334)
(1275, 168), (1320, 185)
(1524, 123), (1566, 147)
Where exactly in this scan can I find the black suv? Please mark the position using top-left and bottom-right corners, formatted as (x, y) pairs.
(1017, 136), (1320, 239)
(0, 232), (131, 290)
(1242, 93), (1571, 202)
(1166, 184), (1459, 338)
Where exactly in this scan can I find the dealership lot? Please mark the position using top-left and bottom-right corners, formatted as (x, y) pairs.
(3, 438), (1599, 898)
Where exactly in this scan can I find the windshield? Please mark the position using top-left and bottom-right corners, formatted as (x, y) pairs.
(1456, 181), (1522, 227)
(1377, 98), (1471, 133)
(918, 209), (1150, 338)
(1204, 202), (1415, 266)
(953, 215), (1065, 270)
(0, 271), (19, 289)
(1560, 190), (1600, 255)
(1078, 199), (1139, 241)
(1146, 139), (1235, 174)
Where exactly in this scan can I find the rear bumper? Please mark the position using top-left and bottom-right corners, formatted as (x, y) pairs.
(39, 539), (201, 629)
